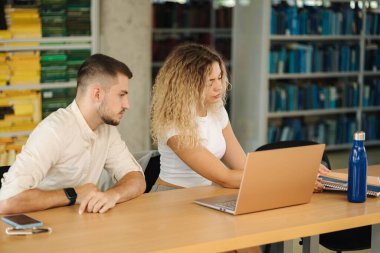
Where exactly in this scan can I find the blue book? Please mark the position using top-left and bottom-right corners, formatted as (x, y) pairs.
(286, 85), (297, 111)
(271, 8), (278, 34)
(342, 7), (354, 35)
(326, 119), (337, 145)
(298, 87), (305, 110)
(339, 45), (350, 72)
(286, 7), (299, 35)
(299, 9), (308, 35)
(278, 48), (286, 74)
(329, 86), (337, 109)
(288, 50), (296, 73)
(363, 85), (370, 107)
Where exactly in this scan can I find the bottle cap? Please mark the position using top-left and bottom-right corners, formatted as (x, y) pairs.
(353, 131), (365, 141)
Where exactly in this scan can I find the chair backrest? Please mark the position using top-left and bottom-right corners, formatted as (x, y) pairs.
(144, 154), (160, 193)
(256, 140), (331, 169)
(0, 165), (10, 189)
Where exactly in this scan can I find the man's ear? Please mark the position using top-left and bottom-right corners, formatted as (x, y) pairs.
(92, 84), (103, 102)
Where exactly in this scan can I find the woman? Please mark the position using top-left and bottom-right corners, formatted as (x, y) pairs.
(151, 43), (328, 193)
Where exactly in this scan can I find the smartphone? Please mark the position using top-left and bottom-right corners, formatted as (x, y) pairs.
(1, 214), (43, 229)
(5, 227), (51, 236)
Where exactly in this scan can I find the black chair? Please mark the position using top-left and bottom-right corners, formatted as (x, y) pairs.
(256, 140), (331, 169)
(0, 165), (10, 189)
(143, 154), (160, 193)
(256, 140), (370, 253)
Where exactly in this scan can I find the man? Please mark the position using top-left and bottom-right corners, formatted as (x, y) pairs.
(0, 54), (146, 214)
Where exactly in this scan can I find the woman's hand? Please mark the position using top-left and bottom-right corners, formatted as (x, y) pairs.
(313, 164), (330, 193)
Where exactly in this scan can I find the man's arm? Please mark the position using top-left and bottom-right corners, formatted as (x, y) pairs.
(78, 171), (146, 214)
(0, 184), (98, 214)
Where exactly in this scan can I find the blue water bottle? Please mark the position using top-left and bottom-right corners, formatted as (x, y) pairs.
(348, 131), (368, 203)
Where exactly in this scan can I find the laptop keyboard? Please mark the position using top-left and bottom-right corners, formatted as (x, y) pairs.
(216, 200), (237, 211)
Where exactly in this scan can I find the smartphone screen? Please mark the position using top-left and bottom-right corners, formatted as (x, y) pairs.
(1, 214), (43, 229)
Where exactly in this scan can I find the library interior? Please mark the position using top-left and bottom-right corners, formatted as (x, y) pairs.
(0, 0), (380, 252)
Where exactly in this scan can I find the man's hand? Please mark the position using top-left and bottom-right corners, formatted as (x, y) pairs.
(78, 190), (119, 214)
(314, 164), (330, 193)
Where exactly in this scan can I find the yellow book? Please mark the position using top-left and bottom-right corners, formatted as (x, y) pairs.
(11, 60), (40, 65)
(10, 77), (40, 85)
(9, 52), (40, 58)
(0, 138), (13, 144)
(11, 19), (41, 25)
(13, 104), (34, 116)
(0, 30), (11, 39)
(9, 12), (39, 19)
(0, 121), (13, 128)
(10, 26), (42, 33)
(11, 33), (42, 39)
(4, 114), (33, 122)
(6, 144), (22, 153)
(0, 151), (7, 167)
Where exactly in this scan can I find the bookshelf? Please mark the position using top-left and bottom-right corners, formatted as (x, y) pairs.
(0, 0), (99, 165)
(231, 0), (380, 152)
(151, 0), (233, 93)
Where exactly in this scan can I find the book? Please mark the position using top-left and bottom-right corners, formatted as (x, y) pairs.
(320, 171), (380, 197)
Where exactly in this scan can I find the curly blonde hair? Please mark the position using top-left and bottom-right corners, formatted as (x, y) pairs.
(151, 43), (230, 149)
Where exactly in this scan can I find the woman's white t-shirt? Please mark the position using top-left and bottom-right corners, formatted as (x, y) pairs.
(158, 106), (229, 188)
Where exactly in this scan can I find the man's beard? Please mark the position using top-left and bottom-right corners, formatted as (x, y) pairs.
(98, 100), (122, 126)
(101, 114), (120, 126)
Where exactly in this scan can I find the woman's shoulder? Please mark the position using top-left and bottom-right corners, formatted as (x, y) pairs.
(209, 105), (229, 127)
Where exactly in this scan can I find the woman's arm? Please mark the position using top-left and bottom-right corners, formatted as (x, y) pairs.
(221, 122), (246, 170)
(167, 136), (243, 188)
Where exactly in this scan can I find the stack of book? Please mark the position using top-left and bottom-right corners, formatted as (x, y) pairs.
(66, 49), (90, 80)
(5, 5), (41, 40)
(8, 52), (41, 85)
(271, 4), (361, 35)
(40, 0), (67, 37)
(40, 50), (67, 83)
(0, 90), (41, 133)
(269, 43), (359, 74)
(0, 136), (27, 166)
(66, 0), (90, 36)
(363, 79), (380, 107)
(0, 52), (10, 86)
(268, 115), (357, 145)
(362, 114), (380, 141)
(41, 87), (75, 118)
(269, 81), (360, 112)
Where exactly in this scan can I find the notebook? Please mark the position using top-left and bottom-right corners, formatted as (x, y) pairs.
(320, 172), (380, 197)
(193, 144), (325, 215)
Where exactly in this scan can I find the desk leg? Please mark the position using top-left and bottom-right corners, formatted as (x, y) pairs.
(269, 240), (293, 253)
(372, 223), (380, 252)
(302, 235), (319, 253)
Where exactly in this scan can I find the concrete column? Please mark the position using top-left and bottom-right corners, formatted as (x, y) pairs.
(100, 0), (151, 152)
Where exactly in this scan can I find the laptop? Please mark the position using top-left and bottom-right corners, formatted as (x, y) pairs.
(193, 144), (325, 215)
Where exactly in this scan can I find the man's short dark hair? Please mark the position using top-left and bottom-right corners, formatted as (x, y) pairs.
(77, 53), (133, 89)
